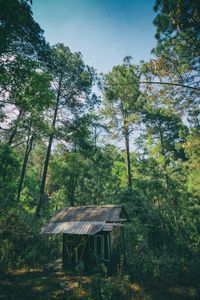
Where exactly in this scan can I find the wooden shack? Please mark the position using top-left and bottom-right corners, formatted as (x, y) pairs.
(41, 205), (129, 273)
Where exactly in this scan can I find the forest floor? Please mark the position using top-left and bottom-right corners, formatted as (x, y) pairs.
(0, 268), (199, 300)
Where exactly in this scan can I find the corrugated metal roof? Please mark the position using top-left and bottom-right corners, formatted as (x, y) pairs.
(41, 221), (123, 235)
(41, 221), (104, 235)
(49, 205), (125, 223)
(41, 205), (128, 235)
(41, 221), (122, 235)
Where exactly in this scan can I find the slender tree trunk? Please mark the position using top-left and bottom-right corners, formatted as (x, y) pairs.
(36, 74), (62, 216)
(17, 131), (34, 201)
(159, 128), (179, 232)
(36, 125), (55, 215)
(67, 174), (78, 206)
(94, 126), (97, 150)
(8, 109), (23, 145)
(124, 126), (132, 188)
(121, 101), (132, 189)
(157, 196), (167, 255)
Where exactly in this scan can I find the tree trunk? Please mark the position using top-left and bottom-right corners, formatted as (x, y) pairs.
(124, 126), (132, 188)
(94, 126), (97, 150)
(120, 101), (132, 189)
(159, 127), (179, 232)
(36, 74), (62, 216)
(67, 174), (78, 206)
(17, 131), (34, 201)
(8, 109), (23, 145)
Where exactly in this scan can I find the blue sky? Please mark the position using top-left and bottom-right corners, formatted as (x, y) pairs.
(32, 0), (156, 73)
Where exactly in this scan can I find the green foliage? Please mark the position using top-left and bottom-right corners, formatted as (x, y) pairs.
(90, 274), (131, 300)
(0, 211), (60, 271)
(103, 59), (142, 136)
(0, 0), (47, 56)
(102, 59), (143, 188)
(0, 144), (19, 208)
(184, 131), (200, 198)
(48, 43), (95, 110)
(153, 0), (200, 43)
(47, 144), (121, 208)
(0, 0), (199, 295)
(150, 0), (200, 119)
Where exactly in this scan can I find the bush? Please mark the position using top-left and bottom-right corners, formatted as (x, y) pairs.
(90, 273), (132, 300)
(0, 210), (61, 271)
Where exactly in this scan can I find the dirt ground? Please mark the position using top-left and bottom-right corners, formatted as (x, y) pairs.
(0, 268), (199, 300)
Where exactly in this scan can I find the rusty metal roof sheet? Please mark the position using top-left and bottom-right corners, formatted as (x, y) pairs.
(41, 221), (122, 235)
(41, 205), (128, 235)
(49, 205), (127, 223)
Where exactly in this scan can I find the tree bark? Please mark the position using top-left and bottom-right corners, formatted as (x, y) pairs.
(36, 74), (62, 216)
(67, 174), (78, 206)
(17, 131), (34, 201)
(8, 109), (23, 145)
(158, 127), (179, 232)
(124, 126), (132, 188)
(121, 101), (132, 189)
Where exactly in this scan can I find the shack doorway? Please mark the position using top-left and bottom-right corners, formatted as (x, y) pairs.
(63, 234), (87, 268)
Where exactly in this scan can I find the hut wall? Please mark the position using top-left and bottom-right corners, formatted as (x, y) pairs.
(62, 234), (88, 270)
(62, 227), (124, 273)
(110, 226), (125, 273)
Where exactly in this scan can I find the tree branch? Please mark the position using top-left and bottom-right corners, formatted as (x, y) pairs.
(140, 81), (200, 91)
(11, 139), (27, 148)
(105, 81), (200, 91)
